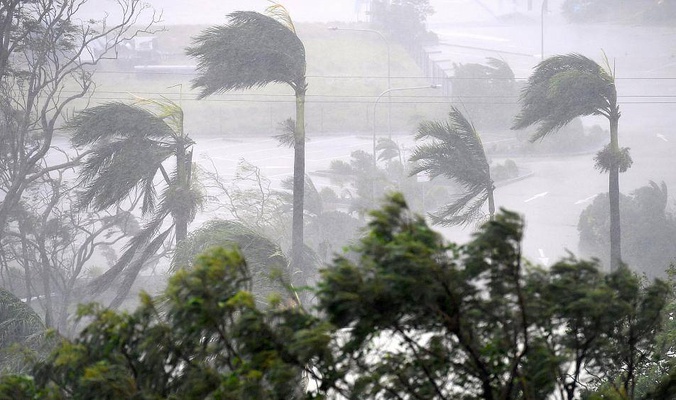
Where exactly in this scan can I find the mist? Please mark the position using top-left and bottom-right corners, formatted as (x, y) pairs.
(1, 0), (675, 358)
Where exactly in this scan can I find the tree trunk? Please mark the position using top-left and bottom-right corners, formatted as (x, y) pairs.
(174, 140), (188, 244)
(608, 112), (621, 271)
(487, 181), (496, 221)
(291, 86), (306, 276)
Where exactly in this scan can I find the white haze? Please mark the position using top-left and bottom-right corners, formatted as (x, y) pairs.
(75, 0), (675, 273)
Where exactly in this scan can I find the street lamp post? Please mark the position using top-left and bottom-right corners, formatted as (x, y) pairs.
(328, 27), (392, 137)
(541, 0), (548, 61)
(371, 84), (440, 203)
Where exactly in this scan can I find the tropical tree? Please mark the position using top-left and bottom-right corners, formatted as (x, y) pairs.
(0, 288), (49, 374)
(187, 4), (308, 272)
(451, 57), (518, 130)
(69, 99), (202, 307)
(410, 106), (495, 226)
(578, 181), (676, 278)
(171, 219), (295, 307)
(0, 0), (158, 243)
(0, 196), (672, 399)
(512, 53), (631, 271)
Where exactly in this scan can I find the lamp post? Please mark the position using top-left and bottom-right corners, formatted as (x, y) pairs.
(328, 26), (392, 137)
(371, 84), (440, 203)
(541, 0), (548, 61)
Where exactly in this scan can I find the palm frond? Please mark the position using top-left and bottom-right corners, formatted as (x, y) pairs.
(0, 289), (45, 349)
(109, 225), (174, 308)
(512, 53), (616, 140)
(69, 102), (176, 147)
(77, 140), (174, 212)
(170, 219), (292, 304)
(132, 96), (185, 137)
(273, 117), (296, 148)
(411, 107), (493, 226)
(187, 11), (306, 97)
(376, 137), (401, 163)
(485, 57), (515, 81)
(410, 107), (490, 189)
(265, 1), (296, 33)
(429, 188), (489, 227)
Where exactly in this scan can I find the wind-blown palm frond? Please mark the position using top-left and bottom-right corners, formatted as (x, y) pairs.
(376, 137), (401, 163)
(265, 1), (296, 33)
(70, 102), (178, 213)
(187, 11), (306, 97)
(281, 174), (322, 217)
(485, 57), (515, 81)
(512, 53), (616, 141)
(430, 189), (489, 227)
(132, 96), (185, 136)
(70, 102), (176, 146)
(0, 289), (45, 350)
(410, 107), (493, 226)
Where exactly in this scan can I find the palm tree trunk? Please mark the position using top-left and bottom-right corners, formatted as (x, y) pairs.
(291, 86), (306, 273)
(487, 181), (496, 221)
(174, 140), (188, 243)
(608, 113), (621, 271)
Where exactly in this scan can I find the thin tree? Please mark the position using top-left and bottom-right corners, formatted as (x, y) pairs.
(187, 4), (308, 271)
(0, 0), (159, 243)
(410, 106), (495, 226)
(512, 53), (631, 271)
(69, 99), (201, 307)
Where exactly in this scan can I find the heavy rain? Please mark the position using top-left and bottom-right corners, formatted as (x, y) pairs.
(1, 0), (675, 398)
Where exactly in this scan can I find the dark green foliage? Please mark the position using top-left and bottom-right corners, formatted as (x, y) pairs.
(578, 181), (676, 278)
(1, 195), (672, 399)
(2, 247), (330, 399)
(315, 194), (670, 399)
(187, 11), (306, 96)
(410, 106), (495, 226)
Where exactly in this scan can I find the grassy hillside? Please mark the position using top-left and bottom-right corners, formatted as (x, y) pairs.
(86, 22), (448, 137)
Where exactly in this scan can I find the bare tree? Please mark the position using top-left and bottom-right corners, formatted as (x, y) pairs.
(0, 0), (160, 243)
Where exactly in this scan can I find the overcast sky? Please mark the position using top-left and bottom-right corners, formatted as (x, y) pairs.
(156, 0), (366, 24)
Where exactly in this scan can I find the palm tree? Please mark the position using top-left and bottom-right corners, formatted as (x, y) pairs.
(0, 288), (48, 373)
(410, 106), (495, 226)
(69, 99), (202, 307)
(187, 4), (307, 272)
(170, 219), (295, 307)
(512, 54), (631, 271)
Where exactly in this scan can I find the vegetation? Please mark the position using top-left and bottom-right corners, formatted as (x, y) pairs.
(1, 195), (673, 399)
(562, 0), (676, 24)
(187, 5), (308, 273)
(410, 107), (496, 225)
(369, 0), (435, 47)
(69, 99), (202, 308)
(0, 0), (161, 332)
(513, 53), (630, 271)
(578, 181), (676, 279)
(0, 0), (158, 244)
(451, 58), (518, 131)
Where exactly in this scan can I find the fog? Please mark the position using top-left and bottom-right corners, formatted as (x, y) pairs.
(2, 0), (675, 338)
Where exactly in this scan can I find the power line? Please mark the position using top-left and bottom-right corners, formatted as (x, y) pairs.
(91, 70), (676, 81)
